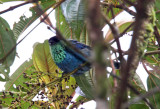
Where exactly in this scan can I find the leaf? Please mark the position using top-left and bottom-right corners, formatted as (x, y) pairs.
(129, 104), (149, 109)
(0, 0), (24, 2)
(79, 25), (90, 44)
(32, 40), (61, 79)
(32, 40), (78, 108)
(13, 0), (56, 40)
(56, 6), (72, 39)
(1, 59), (42, 108)
(74, 71), (95, 99)
(0, 16), (16, 81)
(105, 20), (133, 42)
(132, 73), (146, 92)
(5, 60), (34, 91)
(145, 61), (160, 77)
(69, 95), (88, 109)
(147, 72), (160, 109)
(102, 1), (121, 20)
(60, 0), (86, 40)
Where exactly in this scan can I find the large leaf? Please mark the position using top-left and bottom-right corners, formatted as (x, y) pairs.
(32, 40), (77, 108)
(32, 40), (61, 76)
(32, 40), (62, 85)
(60, 0), (86, 40)
(74, 71), (95, 99)
(132, 73), (146, 92)
(105, 20), (133, 42)
(129, 104), (149, 109)
(13, 0), (56, 40)
(147, 72), (160, 109)
(1, 60), (42, 108)
(56, 5), (72, 39)
(0, 16), (16, 81)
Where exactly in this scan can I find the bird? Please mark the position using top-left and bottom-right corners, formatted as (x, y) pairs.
(48, 36), (91, 76)
(48, 36), (120, 76)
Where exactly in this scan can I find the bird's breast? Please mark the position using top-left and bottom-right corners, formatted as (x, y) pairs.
(53, 52), (66, 63)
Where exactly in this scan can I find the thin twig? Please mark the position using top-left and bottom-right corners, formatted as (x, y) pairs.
(102, 13), (123, 61)
(154, 26), (160, 46)
(0, 0), (37, 15)
(123, 85), (160, 108)
(110, 22), (134, 45)
(101, 2), (136, 16)
(156, 10), (160, 13)
(123, 0), (136, 6)
(144, 50), (160, 56)
(110, 72), (154, 109)
(110, 58), (118, 88)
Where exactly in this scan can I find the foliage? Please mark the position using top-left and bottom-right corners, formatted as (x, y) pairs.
(0, 0), (160, 109)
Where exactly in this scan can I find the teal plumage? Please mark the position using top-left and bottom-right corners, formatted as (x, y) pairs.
(48, 36), (120, 76)
(48, 36), (91, 76)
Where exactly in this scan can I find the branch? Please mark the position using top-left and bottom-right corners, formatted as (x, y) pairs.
(109, 72), (154, 109)
(154, 26), (160, 46)
(0, 0), (37, 15)
(115, 0), (155, 108)
(110, 22), (134, 45)
(101, 2), (136, 16)
(102, 14), (123, 60)
(86, 0), (109, 109)
(123, 0), (136, 6)
(123, 85), (160, 108)
(144, 50), (160, 56)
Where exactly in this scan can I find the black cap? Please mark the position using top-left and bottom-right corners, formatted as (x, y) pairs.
(48, 36), (60, 45)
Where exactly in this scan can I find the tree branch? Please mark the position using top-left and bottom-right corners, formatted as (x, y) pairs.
(144, 50), (160, 56)
(86, 0), (109, 109)
(102, 14), (123, 61)
(154, 26), (160, 46)
(115, 0), (155, 109)
(110, 72), (154, 109)
(123, 85), (160, 108)
(0, 0), (37, 15)
(101, 2), (136, 16)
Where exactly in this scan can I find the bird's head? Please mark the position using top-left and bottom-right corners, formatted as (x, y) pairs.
(48, 36), (60, 45)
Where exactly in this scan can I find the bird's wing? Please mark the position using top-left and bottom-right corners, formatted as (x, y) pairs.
(68, 40), (91, 56)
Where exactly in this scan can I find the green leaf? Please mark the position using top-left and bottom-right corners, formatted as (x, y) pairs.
(56, 6), (72, 39)
(74, 71), (95, 99)
(13, 0), (56, 40)
(0, 16), (16, 81)
(32, 40), (61, 81)
(1, 59), (41, 108)
(5, 59), (34, 91)
(147, 72), (160, 109)
(32, 40), (78, 108)
(69, 95), (89, 109)
(129, 104), (149, 109)
(101, 1), (122, 20)
(0, 0), (24, 2)
(60, 0), (86, 40)
(105, 20), (133, 42)
(132, 73), (146, 92)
